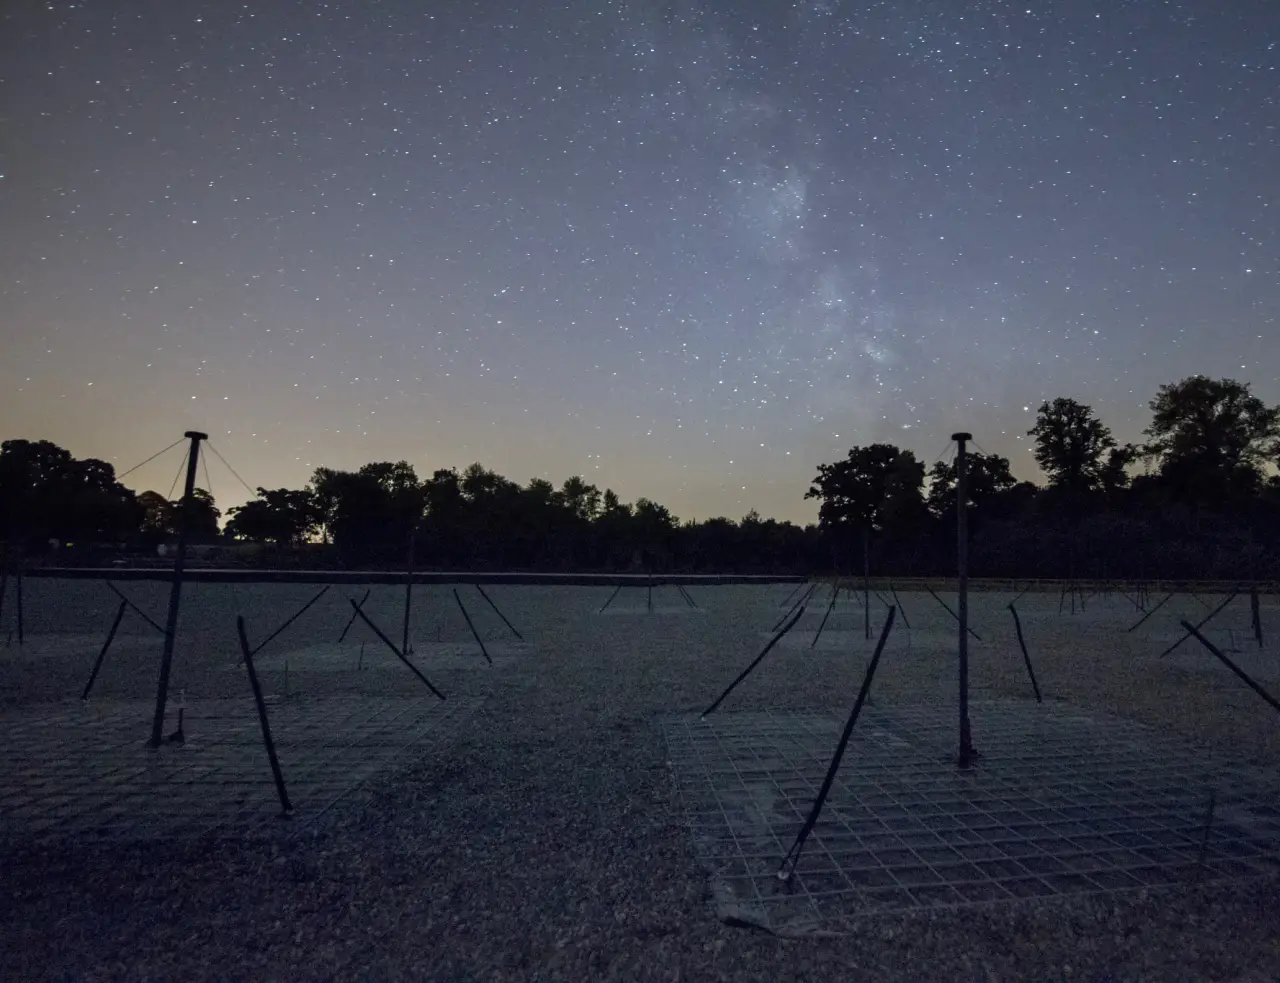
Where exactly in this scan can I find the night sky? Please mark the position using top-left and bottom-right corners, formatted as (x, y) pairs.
(2, 1), (1275, 524)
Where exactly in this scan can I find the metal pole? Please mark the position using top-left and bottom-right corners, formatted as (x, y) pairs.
(474, 583), (523, 639)
(778, 606), (896, 881)
(772, 582), (816, 632)
(149, 431), (206, 747)
(778, 582), (803, 609)
(889, 583), (910, 629)
(863, 528), (871, 641)
(104, 581), (166, 635)
(953, 431), (974, 770)
(236, 617), (293, 817)
(338, 587), (371, 642)
(82, 600), (128, 701)
(242, 585), (331, 664)
(598, 584), (623, 613)
(702, 602), (808, 718)
(924, 584), (982, 641)
(453, 588), (492, 665)
(1159, 592), (1238, 658)
(1008, 603), (1043, 704)
(1126, 591), (1174, 632)
(1181, 620), (1280, 716)
(811, 585), (840, 649)
(348, 599), (446, 700)
(402, 526), (415, 655)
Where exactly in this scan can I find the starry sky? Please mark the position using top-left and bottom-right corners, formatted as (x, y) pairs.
(2, 1), (1275, 524)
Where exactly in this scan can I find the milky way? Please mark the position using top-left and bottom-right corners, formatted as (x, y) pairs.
(1, 1), (1275, 522)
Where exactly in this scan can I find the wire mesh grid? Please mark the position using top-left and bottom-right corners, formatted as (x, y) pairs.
(248, 640), (533, 673)
(662, 702), (1280, 935)
(0, 696), (482, 842)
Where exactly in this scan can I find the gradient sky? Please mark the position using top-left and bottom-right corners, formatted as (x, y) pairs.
(2, 1), (1275, 524)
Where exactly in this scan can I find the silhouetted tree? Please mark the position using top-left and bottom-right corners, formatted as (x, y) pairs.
(684, 516), (737, 571)
(601, 489), (626, 515)
(591, 488), (635, 568)
(422, 468), (464, 517)
(225, 488), (320, 546)
(461, 462), (514, 502)
(308, 467), (342, 544)
(0, 439), (139, 548)
(558, 476), (602, 522)
(806, 444), (926, 572)
(185, 488), (222, 543)
(926, 451), (1018, 521)
(1100, 443), (1140, 496)
(631, 497), (678, 570)
(8, 368), (1280, 577)
(359, 460), (424, 531)
(418, 468), (466, 565)
(310, 464), (415, 563)
(806, 444), (925, 534)
(136, 491), (172, 541)
(1028, 398), (1116, 495)
(1143, 376), (1280, 506)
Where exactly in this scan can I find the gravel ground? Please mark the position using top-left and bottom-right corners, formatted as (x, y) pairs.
(3, 580), (1280, 981)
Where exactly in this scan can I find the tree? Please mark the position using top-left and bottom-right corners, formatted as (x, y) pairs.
(559, 476), (602, 522)
(416, 468), (467, 565)
(1099, 443), (1140, 495)
(357, 460), (419, 495)
(926, 451), (1018, 520)
(308, 467), (341, 543)
(806, 444), (927, 573)
(223, 500), (278, 544)
(422, 468), (464, 518)
(601, 488), (628, 517)
(1143, 376), (1280, 505)
(686, 516), (737, 571)
(359, 460), (424, 531)
(60, 457), (141, 543)
(262, 487), (319, 544)
(461, 463), (515, 502)
(627, 497), (678, 570)
(634, 498), (677, 529)
(0, 439), (139, 547)
(591, 488), (635, 568)
(15, 363), (1280, 580)
(225, 488), (320, 546)
(524, 477), (556, 509)
(309, 466), (409, 561)
(136, 490), (172, 537)
(137, 487), (220, 542)
(184, 488), (222, 542)
(806, 444), (925, 534)
(1028, 398), (1116, 494)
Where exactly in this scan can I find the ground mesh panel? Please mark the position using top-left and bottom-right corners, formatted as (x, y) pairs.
(1, 696), (481, 842)
(249, 640), (531, 673)
(662, 701), (1280, 935)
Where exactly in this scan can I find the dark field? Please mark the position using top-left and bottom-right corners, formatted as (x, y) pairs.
(3, 578), (1279, 981)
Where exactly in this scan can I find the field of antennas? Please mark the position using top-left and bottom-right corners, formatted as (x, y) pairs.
(2, 572), (1280, 981)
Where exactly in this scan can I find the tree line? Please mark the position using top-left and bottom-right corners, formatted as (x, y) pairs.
(2, 375), (1278, 578)
(807, 376), (1280, 580)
